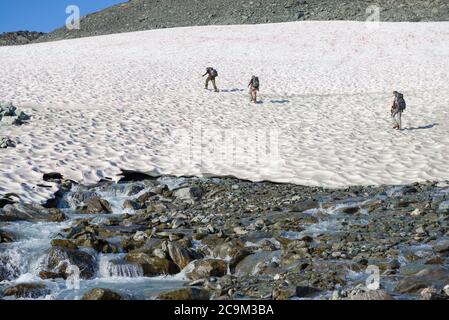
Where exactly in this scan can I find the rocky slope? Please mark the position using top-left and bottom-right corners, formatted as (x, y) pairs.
(0, 31), (45, 46)
(37, 0), (449, 43)
(1, 173), (449, 300)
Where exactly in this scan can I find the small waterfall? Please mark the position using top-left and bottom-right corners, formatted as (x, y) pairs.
(99, 257), (143, 278)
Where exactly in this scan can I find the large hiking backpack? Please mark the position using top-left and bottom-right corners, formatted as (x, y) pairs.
(395, 93), (406, 112)
(210, 69), (218, 77)
(252, 76), (260, 89)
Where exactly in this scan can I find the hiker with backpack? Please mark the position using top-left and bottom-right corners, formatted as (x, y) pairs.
(248, 75), (260, 103)
(203, 67), (219, 92)
(391, 91), (406, 130)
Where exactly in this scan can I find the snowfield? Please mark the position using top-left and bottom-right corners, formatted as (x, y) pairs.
(1, 21), (449, 203)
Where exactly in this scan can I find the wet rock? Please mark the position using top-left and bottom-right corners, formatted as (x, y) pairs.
(82, 288), (122, 300)
(2, 283), (50, 299)
(424, 256), (444, 265)
(123, 199), (141, 210)
(235, 251), (280, 276)
(39, 270), (66, 280)
(158, 287), (211, 300)
(125, 183), (145, 196)
(77, 237), (118, 254)
(124, 252), (179, 276)
(185, 259), (227, 280)
(0, 203), (66, 222)
(124, 237), (162, 253)
(341, 206), (359, 214)
(136, 191), (156, 206)
(50, 239), (78, 250)
(395, 267), (449, 294)
(212, 239), (250, 268)
(77, 197), (112, 214)
(0, 229), (14, 243)
(434, 240), (449, 253)
(42, 246), (96, 279)
(166, 241), (193, 270)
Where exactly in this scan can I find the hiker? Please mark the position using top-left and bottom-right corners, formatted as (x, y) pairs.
(248, 75), (260, 103)
(202, 67), (219, 92)
(391, 91), (406, 130)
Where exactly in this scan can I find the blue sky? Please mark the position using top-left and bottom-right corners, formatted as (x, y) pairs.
(0, 0), (126, 33)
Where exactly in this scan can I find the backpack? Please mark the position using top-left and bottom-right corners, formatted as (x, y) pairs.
(395, 93), (406, 112)
(210, 69), (218, 77)
(252, 77), (260, 89)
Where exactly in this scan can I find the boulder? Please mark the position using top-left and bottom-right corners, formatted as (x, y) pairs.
(158, 287), (210, 300)
(41, 246), (96, 279)
(287, 199), (318, 212)
(124, 252), (179, 276)
(434, 240), (449, 253)
(50, 239), (78, 250)
(185, 259), (227, 281)
(212, 239), (250, 268)
(395, 267), (449, 294)
(0, 229), (14, 243)
(75, 237), (118, 254)
(123, 199), (141, 210)
(235, 251), (279, 276)
(278, 238), (311, 265)
(295, 286), (322, 298)
(341, 206), (360, 214)
(77, 197), (112, 214)
(0, 137), (16, 149)
(0, 203), (66, 222)
(82, 288), (122, 300)
(167, 241), (193, 270)
(173, 186), (203, 203)
(39, 270), (66, 280)
(2, 283), (50, 299)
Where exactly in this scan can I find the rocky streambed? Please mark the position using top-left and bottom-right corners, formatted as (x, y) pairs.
(1, 173), (449, 300)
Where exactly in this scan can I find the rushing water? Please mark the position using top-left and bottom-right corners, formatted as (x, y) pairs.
(1, 180), (448, 300)
(0, 180), (187, 300)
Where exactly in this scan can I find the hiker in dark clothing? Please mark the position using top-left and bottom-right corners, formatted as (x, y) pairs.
(202, 67), (218, 92)
(248, 75), (260, 103)
(391, 91), (406, 130)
